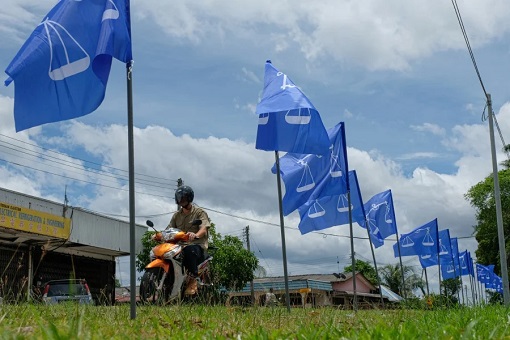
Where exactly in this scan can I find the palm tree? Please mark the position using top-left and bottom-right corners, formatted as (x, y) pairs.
(254, 265), (267, 278)
(500, 144), (510, 169)
(380, 263), (425, 297)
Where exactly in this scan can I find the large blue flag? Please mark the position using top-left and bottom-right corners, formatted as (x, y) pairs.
(362, 189), (398, 248)
(5, 0), (133, 132)
(297, 170), (364, 235)
(255, 61), (330, 155)
(272, 122), (348, 216)
(393, 219), (439, 257)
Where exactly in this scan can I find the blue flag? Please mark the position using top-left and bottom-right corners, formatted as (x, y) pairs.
(297, 170), (364, 235)
(419, 229), (451, 269)
(362, 189), (398, 248)
(476, 263), (493, 285)
(393, 219), (439, 257)
(272, 122), (348, 216)
(458, 250), (471, 276)
(255, 61), (330, 155)
(5, 0), (133, 132)
(439, 236), (461, 279)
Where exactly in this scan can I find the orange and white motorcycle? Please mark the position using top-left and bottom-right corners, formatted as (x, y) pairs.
(139, 220), (213, 304)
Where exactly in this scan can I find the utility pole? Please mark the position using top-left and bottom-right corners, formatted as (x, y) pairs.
(487, 94), (510, 306)
(176, 178), (183, 210)
(245, 225), (255, 305)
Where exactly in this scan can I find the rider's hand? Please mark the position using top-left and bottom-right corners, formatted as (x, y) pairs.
(186, 232), (197, 241)
(152, 232), (162, 241)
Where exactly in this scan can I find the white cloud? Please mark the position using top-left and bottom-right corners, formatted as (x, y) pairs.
(410, 123), (446, 137)
(397, 152), (440, 160)
(135, 0), (510, 71)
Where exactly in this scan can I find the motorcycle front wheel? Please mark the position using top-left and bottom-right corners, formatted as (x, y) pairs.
(139, 267), (164, 304)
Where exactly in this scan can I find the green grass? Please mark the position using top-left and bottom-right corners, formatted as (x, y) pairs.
(0, 304), (509, 339)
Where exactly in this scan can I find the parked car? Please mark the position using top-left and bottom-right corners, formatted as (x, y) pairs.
(42, 279), (93, 305)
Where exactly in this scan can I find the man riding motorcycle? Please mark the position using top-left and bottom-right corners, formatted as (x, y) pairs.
(154, 185), (210, 295)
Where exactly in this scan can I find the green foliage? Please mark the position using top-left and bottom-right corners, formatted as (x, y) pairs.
(343, 259), (379, 285)
(379, 263), (425, 297)
(135, 230), (158, 273)
(465, 168), (510, 275)
(210, 233), (259, 291)
(441, 278), (461, 302)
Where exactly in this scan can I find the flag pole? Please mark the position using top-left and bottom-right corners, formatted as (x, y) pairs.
(126, 60), (136, 320)
(395, 233), (407, 299)
(424, 268), (430, 296)
(364, 217), (384, 307)
(274, 151), (291, 312)
(347, 191), (357, 311)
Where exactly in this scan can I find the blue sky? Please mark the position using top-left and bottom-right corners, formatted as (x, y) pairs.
(1, 0), (510, 293)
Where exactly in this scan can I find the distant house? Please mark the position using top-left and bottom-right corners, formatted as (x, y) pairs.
(225, 272), (402, 309)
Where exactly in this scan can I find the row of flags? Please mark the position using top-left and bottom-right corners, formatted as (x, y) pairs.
(254, 60), (502, 295)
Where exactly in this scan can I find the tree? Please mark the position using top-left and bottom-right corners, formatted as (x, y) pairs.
(209, 227), (259, 291)
(441, 278), (461, 305)
(343, 259), (379, 285)
(379, 263), (425, 297)
(465, 167), (510, 275)
(135, 230), (158, 273)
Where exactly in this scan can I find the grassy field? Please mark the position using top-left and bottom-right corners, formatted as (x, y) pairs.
(0, 304), (509, 339)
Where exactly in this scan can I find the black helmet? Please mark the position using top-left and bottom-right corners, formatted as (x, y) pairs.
(175, 185), (194, 205)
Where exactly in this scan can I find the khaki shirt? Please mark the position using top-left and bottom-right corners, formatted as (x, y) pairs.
(167, 205), (210, 250)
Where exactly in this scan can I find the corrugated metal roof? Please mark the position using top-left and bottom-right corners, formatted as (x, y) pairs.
(235, 279), (333, 293)
(0, 187), (147, 257)
(380, 285), (403, 301)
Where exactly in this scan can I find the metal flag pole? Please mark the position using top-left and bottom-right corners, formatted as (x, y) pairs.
(274, 151), (291, 312)
(347, 191), (357, 311)
(424, 268), (430, 296)
(126, 60), (137, 319)
(487, 94), (510, 306)
(364, 217), (384, 307)
(395, 233), (407, 299)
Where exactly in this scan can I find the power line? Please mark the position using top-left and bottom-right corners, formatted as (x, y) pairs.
(0, 133), (179, 183)
(451, 1), (510, 160)
(450, 0), (487, 97)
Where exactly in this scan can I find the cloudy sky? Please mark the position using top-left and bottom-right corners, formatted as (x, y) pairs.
(1, 0), (510, 294)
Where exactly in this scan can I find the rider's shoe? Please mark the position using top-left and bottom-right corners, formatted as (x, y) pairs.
(185, 277), (198, 295)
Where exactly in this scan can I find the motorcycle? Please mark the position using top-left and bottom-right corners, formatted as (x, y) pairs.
(139, 219), (213, 304)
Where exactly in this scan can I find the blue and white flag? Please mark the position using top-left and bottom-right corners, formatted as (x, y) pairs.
(440, 236), (460, 279)
(393, 219), (439, 257)
(476, 263), (494, 285)
(419, 229), (451, 269)
(362, 189), (398, 248)
(458, 250), (471, 276)
(255, 61), (330, 155)
(297, 170), (364, 235)
(272, 122), (348, 216)
(5, 0), (133, 132)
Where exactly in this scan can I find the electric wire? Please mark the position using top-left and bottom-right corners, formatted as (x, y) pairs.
(0, 133), (178, 184)
(451, 1), (510, 161)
